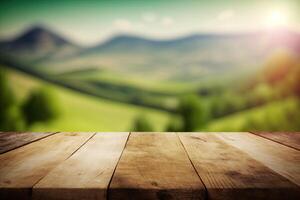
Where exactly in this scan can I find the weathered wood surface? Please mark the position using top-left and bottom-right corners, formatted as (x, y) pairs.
(0, 132), (94, 200)
(217, 132), (300, 187)
(0, 132), (56, 154)
(109, 132), (206, 200)
(33, 132), (129, 200)
(0, 132), (300, 200)
(179, 133), (300, 200)
(251, 132), (300, 151)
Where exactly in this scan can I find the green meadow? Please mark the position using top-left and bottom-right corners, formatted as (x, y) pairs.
(1, 25), (299, 132)
(205, 97), (300, 132)
(5, 66), (170, 131)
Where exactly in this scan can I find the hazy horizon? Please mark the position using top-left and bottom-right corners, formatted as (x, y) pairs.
(1, 0), (300, 46)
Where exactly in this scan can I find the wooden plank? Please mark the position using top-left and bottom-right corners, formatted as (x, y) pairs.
(32, 132), (129, 200)
(251, 132), (300, 151)
(217, 132), (300, 187)
(109, 132), (206, 200)
(179, 132), (300, 200)
(0, 132), (56, 154)
(0, 132), (94, 200)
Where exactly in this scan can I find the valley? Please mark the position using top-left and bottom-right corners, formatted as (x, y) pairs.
(0, 25), (299, 132)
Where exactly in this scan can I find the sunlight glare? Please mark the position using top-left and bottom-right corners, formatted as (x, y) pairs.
(265, 10), (287, 28)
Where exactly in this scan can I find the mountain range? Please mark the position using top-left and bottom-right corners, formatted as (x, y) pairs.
(0, 25), (299, 81)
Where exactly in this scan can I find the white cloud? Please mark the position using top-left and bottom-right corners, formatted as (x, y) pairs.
(218, 9), (235, 21)
(113, 19), (132, 31)
(142, 12), (157, 23)
(161, 17), (174, 27)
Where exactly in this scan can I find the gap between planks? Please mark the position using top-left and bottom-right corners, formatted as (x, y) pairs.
(30, 132), (97, 189)
(216, 132), (300, 187)
(249, 132), (300, 151)
(176, 132), (209, 199)
(32, 132), (130, 200)
(108, 132), (206, 200)
(0, 132), (96, 200)
(106, 132), (131, 200)
(178, 132), (300, 200)
(0, 132), (59, 154)
(1, 132), (300, 200)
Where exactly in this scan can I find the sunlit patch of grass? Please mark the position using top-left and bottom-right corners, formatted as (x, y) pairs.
(204, 97), (300, 132)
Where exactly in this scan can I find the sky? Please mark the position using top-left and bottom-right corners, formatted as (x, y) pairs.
(0, 0), (299, 46)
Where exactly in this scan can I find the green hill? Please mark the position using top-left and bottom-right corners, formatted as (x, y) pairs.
(205, 97), (300, 132)
(3, 65), (170, 131)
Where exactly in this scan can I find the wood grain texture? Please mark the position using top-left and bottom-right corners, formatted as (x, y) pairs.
(179, 132), (300, 200)
(109, 132), (206, 200)
(217, 132), (300, 187)
(251, 132), (300, 151)
(0, 132), (94, 200)
(0, 132), (56, 154)
(32, 132), (129, 200)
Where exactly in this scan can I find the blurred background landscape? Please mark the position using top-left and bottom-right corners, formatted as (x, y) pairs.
(0, 0), (299, 132)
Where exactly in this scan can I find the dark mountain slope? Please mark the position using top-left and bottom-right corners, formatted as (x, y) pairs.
(0, 26), (80, 62)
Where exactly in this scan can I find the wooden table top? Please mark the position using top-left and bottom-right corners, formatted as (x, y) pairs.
(0, 132), (299, 200)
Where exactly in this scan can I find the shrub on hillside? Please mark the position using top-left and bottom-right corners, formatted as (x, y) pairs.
(22, 87), (60, 125)
(177, 95), (207, 131)
(131, 114), (154, 132)
(165, 116), (183, 132)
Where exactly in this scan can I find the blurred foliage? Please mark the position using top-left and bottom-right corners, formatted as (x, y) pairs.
(206, 97), (300, 131)
(22, 87), (60, 125)
(2, 66), (170, 131)
(0, 69), (25, 131)
(165, 116), (183, 132)
(1, 50), (300, 132)
(262, 51), (300, 97)
(176, 95), (208, 131)
(164, 51), (300, 132)
(0, 67), (61, 130)
(204, 51), (300, 132)
(131, 114), (154, 132)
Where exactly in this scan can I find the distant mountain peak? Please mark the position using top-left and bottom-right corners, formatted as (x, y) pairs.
(13, 25), (71, 47)
(25, 25), (50, 34)
(0, 25), (81, 61)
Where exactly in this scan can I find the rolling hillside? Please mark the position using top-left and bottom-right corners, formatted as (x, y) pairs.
(1, 26), (299, 113)
(205, 97), (300, 132)
(2, 65), (170, 131)
(1, 26), (299, 131)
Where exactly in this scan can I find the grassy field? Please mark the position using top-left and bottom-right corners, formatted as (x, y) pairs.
(204, 97), (300, 132)
(4, 66), (171, 131)
(56, 68), (199, 95)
